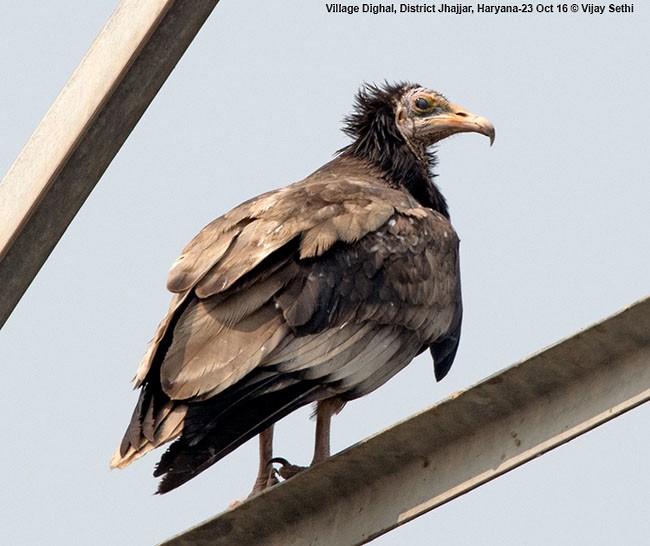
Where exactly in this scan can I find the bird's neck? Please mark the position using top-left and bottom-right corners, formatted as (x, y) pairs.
(341, 136), (450, 218)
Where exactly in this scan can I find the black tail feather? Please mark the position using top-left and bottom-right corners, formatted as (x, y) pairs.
(154, 380), (319, 494)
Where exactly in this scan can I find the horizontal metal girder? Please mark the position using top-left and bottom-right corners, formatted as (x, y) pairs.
(160, 295), (650, 546)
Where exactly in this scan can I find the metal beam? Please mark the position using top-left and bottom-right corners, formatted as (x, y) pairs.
(159, 295), (650, 546)
(0, 0), (221, 329)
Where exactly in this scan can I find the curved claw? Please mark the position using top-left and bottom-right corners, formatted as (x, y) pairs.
(268, 457), (291, 467)
(268, 457), (307, 480)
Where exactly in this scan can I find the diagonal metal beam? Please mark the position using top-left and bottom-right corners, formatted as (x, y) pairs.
(159, 295), (650, 546)
(0, 0), (221, 329)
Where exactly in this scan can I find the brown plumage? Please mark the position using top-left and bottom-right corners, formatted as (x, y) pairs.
(110, 82), (494, 494)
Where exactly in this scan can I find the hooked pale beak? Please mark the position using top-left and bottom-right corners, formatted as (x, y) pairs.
(427, 102), (495, 145)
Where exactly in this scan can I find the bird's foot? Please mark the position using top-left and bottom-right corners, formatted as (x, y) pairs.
(249, 466), (280, 496)
(229, 466), (280, 507)
(231, 457), (308, 507)
(268, 457), (308, 480)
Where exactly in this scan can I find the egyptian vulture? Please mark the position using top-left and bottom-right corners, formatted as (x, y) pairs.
(111, 82), (494, 494)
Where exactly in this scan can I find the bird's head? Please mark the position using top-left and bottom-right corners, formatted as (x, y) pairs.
(395, 86), (495, 148)
(342, 82), (494, 166)
(344, 83), (495, 151)
(341, 82), (495, 214)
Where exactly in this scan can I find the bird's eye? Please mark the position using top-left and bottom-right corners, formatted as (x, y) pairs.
(413, 96), (434, 113)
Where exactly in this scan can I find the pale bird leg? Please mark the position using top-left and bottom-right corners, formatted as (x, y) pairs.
(229, 426), (278, 507)
(311, 397), (344, 465)
(249, 425), (278, 496)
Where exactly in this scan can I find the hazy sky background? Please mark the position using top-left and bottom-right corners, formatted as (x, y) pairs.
(1, 1), (649, 545)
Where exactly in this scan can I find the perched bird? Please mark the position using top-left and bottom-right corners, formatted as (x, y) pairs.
(110, 82), (494, 495)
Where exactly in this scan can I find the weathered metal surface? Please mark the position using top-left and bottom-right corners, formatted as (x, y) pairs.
(0, 0), (221, 328)
(159, 296), (650, 546)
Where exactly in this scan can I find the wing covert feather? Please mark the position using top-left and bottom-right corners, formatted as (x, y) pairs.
(167, 173), (416, 299)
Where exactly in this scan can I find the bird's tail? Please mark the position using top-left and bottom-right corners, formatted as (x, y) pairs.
(153, 374), (320, 494)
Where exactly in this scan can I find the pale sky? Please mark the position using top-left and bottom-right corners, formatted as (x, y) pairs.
(1, 1), (649, 545)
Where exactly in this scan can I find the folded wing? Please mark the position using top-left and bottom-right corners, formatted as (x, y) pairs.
(111, 159), (462, 492)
